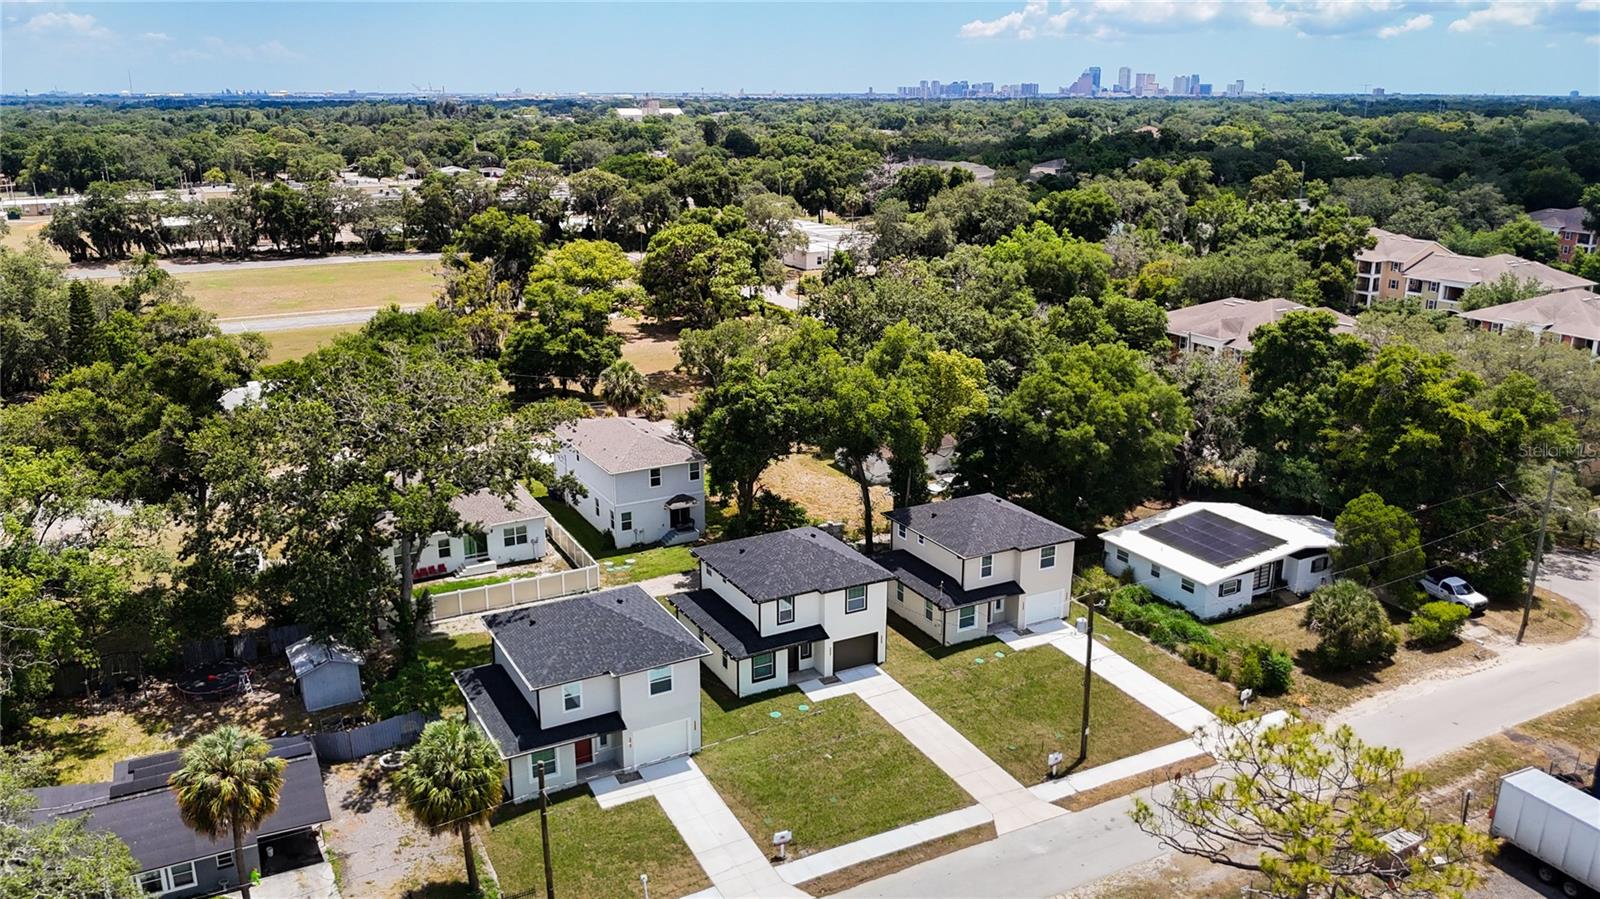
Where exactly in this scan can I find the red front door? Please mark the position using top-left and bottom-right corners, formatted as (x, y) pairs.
(574, 739), (594, 766)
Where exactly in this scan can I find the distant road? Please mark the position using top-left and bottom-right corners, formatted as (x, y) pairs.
(218, 304), (424, 334)
(68, 252), (440, 280)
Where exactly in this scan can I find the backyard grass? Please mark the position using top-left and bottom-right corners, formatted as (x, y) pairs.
(696, 681), (970, 856)
(881, 620), (1186, 784)
(1212, 602), (1492, 714)
(178, 257), (437, 318)
(759, 452), (892, 537)
(1068, 599), (1246, 715)
(533, 491), (698, 587)
(367, 632), (491, 718)
(487, 790), (706, 899)
(262, 322), (361, 362)
(21, 709), (177, 784)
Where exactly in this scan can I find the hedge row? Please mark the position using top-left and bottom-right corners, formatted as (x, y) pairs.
(1100, 583), (1294, 696)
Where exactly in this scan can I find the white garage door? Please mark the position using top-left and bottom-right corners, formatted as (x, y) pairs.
(630, 720), (691, 767)
(1023, 589), (1066, 626)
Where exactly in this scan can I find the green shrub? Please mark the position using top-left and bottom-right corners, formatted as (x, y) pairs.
(1216, 660), (1233, 683)
(1073, 565), (1120, 601)
(1407, 601), (1470, 647)
(1304, 581), (1398, 670)
(1149, 622), (1177, 648)
(1235, 649), (1264, 691)
(1257, 646), (1295, 695)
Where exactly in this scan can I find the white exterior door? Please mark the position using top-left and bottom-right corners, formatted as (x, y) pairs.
(628, 720), (690, 768)
(1023, 589), (1065, 626)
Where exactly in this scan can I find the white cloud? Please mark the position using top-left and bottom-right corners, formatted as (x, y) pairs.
(1448, 1), (1542, 32)
(18, 11), (112, 40)
(171, 36), (302, 63)
(140, 31), (172, 43)
(1378, 13), (1433, 37)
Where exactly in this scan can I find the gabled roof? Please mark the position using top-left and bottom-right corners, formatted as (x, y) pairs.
(692, 527), (892, 602)
(876, 550), (1023, 611)
(1358, 227), (1450, 266)
(556, 417), (703, 475)
(884, 494), (1083, 559)
(1528, 207), (1591, 234)
(670, 588), (830, 659)
(1166, 297), (1356, 353)
(484, 585), (708, 692)
(286, 637), (364, 676)
(1100, 502), (1335, 585)
(450, 483), (546, 529)
(1404, 253), (1593, 291)
(454, 664), (626, 758)
(30, 736), (331, 873)
(1460, 289), (1600, 342)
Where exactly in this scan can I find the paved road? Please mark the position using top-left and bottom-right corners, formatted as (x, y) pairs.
(217, 305), (424, 334)
(847, 550), (1600, 898)
(68, 251), (439, 280)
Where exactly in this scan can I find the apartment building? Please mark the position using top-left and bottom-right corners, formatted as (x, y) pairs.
(1354, 227), (1595, 311)
(1529, 207), (1597, 264)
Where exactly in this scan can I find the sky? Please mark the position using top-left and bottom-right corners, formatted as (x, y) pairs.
(2, 1), (1598, 97)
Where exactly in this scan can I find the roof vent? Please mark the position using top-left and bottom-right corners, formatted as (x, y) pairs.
(616, 596), (626, 604)
(738, 548), (745, 554)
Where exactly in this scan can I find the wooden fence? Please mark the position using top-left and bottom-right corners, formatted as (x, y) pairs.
(312, 711), (429, 762)
(426, 519), (600, 622)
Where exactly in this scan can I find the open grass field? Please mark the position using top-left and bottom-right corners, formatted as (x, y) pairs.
(882, 620), (1186, 784)
(760, 452), (893, 538)
(178, 257), (438, 318)
(487, 790), (708, 899)
(695, 682), (970, 856)
(0, 216), (61, 257)
(262, 323), (361, 362)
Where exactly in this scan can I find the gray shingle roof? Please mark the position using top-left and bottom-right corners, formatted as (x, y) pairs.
(876, 550), (1023, 611)
(669, 589), (830, 659)
(450, 483), (546, 529)
(884, 494), (1083, 558)
(692, 527), (891, 602)
(556, 417), (703, 474)
(484, 585), (708, 691)
(455, 664), (626, 757)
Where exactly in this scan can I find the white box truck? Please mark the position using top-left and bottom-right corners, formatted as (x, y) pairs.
(1490, 767), (1600, 897)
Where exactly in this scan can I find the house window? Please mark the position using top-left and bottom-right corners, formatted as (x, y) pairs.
(1311, 556), (1330, 572)
(924, 599), (934, 621)
(1115, 548), (1129, 563)
(610, 510), (615, 530)
(531, 747), (558, 776)
(1040, 546), (1056, 569)
(169, 863), (196, 890)
(958, 606), (977, 629)
(689, 461), (701, 481)
(917, 533), (924, 544)
(800, 642), (812, 659)
(776, 597), (795, 625)
(1219, 579), (1241, 597)
(896, 582), (905, 604)
(650, 468), (662, 487)
(897, 523), (906, 538)
(980, 555), (993, 577)
(845, 585), (868, 613)
(594, 497), (600, 515)
(136, 861), (197, 895)
(1150, 563), (1162, 579)
(1180, 578), (1195, 594)
(598, 733), (610, 747)
(504, 524), (529, 547)
(136, 871), (165, 894)
(648, 666), (673, 695)
(215, 851), (235, 870)
(437, 538), (452, 559)
(1388, 279), (1399, 290)
(620, 511), (632, 531)
(752, 653), (776, 682)
(721, 652), (729, 669)
(562, 682), (582, 711)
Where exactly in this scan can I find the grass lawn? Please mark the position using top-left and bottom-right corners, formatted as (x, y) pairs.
(0, 217), (62, 258)
(179, 257), (437, 318)
(487, 789), (707, 899)
(533, 491), (698, 587)
(881, 620), (1185, 784)
(262, 322), (361, 362)
(695, 681), (970, 856)
(21, 709), (176, 784)
(759, 452), (892, 538)
(1212, 603), (1489, 714)
(1068, 600), (1247, 715)
(367, 632), (491, 718)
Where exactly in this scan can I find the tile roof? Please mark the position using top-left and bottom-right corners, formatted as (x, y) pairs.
(483, 585), (708, 692)
(1166, 297), (1356, 353)
(555, 417), (702, 475)
(884, 494), (1084, 559)
(454, 664), (627, 757)
(875, 550), (1022, 611)
(30, 737), (331, 872)
(1529, 207), (1591, 234)
(450, 483), (546, 529)
(692, 527), (892, 602)
(669, 588), (830, 659)
(1460, 289), (1600, 342)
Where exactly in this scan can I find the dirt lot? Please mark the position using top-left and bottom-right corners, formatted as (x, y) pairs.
(613, 317), (698, 414)
(321, 757), (472, 899)
(759, 452), (893, 537)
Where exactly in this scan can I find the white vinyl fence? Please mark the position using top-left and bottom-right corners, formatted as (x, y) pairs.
(426, 519), (600, 622)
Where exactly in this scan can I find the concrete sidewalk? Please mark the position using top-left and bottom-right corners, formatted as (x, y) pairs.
(774, 805), (992, 886)
(799, 666), (1066, 835)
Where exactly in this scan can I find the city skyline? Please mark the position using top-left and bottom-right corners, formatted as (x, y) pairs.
(3, 1), (1598, 97)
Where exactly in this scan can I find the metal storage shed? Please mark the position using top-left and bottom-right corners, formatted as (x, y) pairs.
(286, 638), (365, 712)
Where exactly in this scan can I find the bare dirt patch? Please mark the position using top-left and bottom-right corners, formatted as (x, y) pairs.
(322, 757), (469, 899)
(760, 452), (892, 536)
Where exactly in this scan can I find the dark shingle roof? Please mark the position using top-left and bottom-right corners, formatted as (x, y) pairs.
(484, 585), (708, 691)
(692, 527), (891, 602)
(454, 664), (626, 757)
(876, 550), (1023, 611)
(884, 494), (1083, 558)
(30, 737), (331, 872)
(669, 589), (829, 659)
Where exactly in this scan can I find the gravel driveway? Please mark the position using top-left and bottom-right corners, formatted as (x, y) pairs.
(320, 757), (471, 898)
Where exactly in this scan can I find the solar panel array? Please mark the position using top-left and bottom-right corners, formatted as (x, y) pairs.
(1143, 509), (1286, 567)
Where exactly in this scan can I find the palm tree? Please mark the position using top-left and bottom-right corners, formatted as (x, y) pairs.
(168, 726), (287, 899)
(599, 359), (648, 414)
(394, 718), (504, 895)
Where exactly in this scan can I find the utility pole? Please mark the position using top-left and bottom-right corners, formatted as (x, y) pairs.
(1517, 463), (1557, 645)
(1076, 600), (1102, 765)
(538, 760), (555, 898)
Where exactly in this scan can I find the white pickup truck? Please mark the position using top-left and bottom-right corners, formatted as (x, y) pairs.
(1418, 570), (1489, 613)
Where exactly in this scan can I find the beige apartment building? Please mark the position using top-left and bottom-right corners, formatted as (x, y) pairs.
(1354, 227), (1594, 311)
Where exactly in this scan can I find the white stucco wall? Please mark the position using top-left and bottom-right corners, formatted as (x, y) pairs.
(556, 450), (705, 548)
(1105, 546), (1251, 620)
(391, 518), (547, 577)
(886, 580), (995, 645)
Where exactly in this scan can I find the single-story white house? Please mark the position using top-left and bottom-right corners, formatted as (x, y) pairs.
(390, 484), (548, 581)
(782, 220), (864, 271)
(1100, 502), (1337, 619)
(286, 638), (365, 712)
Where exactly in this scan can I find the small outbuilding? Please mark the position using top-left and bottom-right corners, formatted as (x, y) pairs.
(286, 638), (365, 712)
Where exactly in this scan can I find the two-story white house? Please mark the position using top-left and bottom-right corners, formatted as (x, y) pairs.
(554, 417), (705, 549)
(391, 485), (548, 581)
(669, 527), (893, 697)
(453, 585), (709, 802)
(878, 493), (1083, 644)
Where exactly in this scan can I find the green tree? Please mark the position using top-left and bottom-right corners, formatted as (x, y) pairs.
(1459, 273), (1550, 312)
(1407, 601), (1469, 647)
(639, 223), (761, 326)
(983, 222), (1112, 304)
(1333, 492), (1425, 605)
(682, 360), (809, 530)
(821, 363), (921, 548)
(169, 726), (287, 899)
(1034, 186), (1119, 242)
(1303, 580), (1398, 670)
(1490, 216), (1561, 263)
(599, 359), (648, 414)
(1132, 710), (1490, 898)
(890, 165), (950, 212)
(1163, 351), (1255, 492)
(394, 719), (504, 896)
(864, 321), (988, 507)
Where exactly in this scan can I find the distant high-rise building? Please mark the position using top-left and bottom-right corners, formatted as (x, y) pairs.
(1189, 74), (1200, 95)
(1065, 71), (1095, 96)
(1088, 66), (1101, 90)
(1228, 79), (1245, 96)
(1372, 87), (1385, 96)
(1172, 75), (1188, 95)
(1198, 83), (1212, 97)
(1134, 73), (1157, 96)
(1118, 67), (1132, 92)
(1020, 83), (1040, 97)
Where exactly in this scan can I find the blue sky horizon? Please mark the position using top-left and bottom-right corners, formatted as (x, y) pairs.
(3, 1), (1598, 97)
